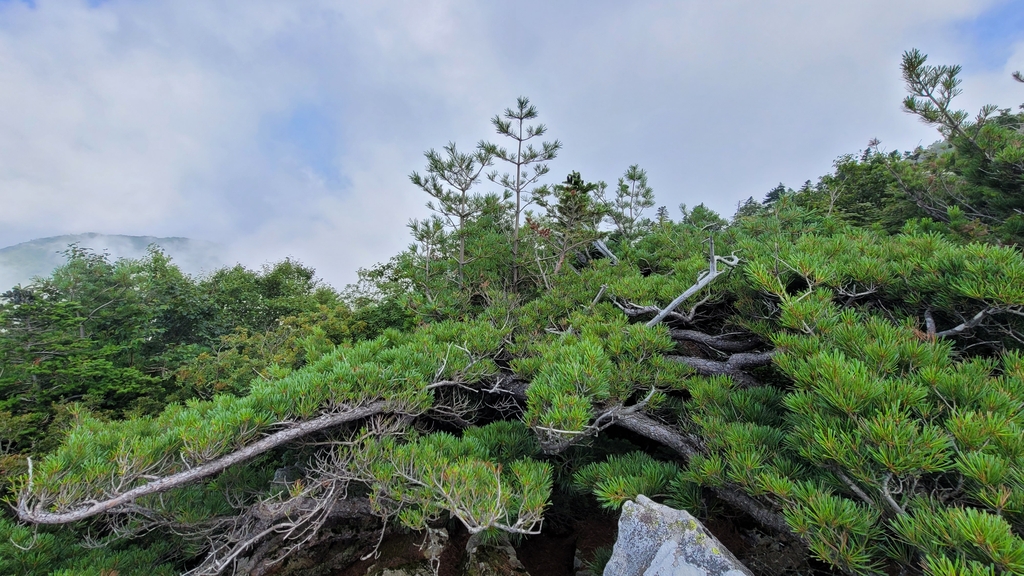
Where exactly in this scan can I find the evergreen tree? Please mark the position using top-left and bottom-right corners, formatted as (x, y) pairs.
(409, 142), (495, 288)
(605, 164), (656, 244)
(898, 49), (1024, 243)
(480, 97), (562, 290)
(7, 56), (1024, 576)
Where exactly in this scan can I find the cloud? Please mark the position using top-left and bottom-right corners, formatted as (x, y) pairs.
(0, 0), (1017, 288)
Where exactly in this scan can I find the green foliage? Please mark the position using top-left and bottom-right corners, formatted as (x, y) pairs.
(356, 421), (550, 535)
(604, 164), (656, 245)
(172, 300), (410, 399)
(681, 227), (1024, 572)
(573, 452), (682, 510)
(585, 545), (615, 575)
(0, 248), (359, 454)
(892, 501), (1024, 574)
(0, 517), (178, 576)
(529, 171), (609, 284)
(410, 141), (496, 289)
(201, 258), (338, 335)
(783, 483), (883, 574)
(899, 49), (1024, 244)
(480, 96), (562, 291)
(7, 54), (1024, 576)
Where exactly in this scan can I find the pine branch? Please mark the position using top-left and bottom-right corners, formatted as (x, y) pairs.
(615, 412), (792, 534)
(18, 402), (389, 525)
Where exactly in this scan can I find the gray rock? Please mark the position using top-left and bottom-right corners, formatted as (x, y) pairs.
(272, 465), (302, 487)
(463, 542), (531, 576)
(604, 495), (752, 576)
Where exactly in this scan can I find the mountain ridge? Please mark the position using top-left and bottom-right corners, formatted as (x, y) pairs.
(0, 233), (228, 290)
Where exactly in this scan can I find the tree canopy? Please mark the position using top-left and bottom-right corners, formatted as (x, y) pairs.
(2, 50), (1023, 576)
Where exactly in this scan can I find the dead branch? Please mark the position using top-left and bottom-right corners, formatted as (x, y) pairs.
(618, 302), (695, 325)
(592, 240), (619, 265)
(669, 329), (763, 353)
(646, 237), (739, 327)
(931, 307), (997, 338)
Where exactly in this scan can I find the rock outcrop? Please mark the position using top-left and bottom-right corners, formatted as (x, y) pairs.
(603, 495), (752, 576)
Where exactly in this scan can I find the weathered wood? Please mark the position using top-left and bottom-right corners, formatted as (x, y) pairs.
(645, 237), (739, 328)
(668, 329), (763, 353)
(18, 402), (389, 525)
(616, 412), (791, 535)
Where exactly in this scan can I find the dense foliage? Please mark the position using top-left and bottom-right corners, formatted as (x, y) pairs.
(2, 51), (1023, 575)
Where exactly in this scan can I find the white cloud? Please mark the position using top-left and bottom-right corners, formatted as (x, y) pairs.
(0, 0), (1017, 288)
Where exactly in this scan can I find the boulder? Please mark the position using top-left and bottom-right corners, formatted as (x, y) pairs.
(604, 495), (752, 576)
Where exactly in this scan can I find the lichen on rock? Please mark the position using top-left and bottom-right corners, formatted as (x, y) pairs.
(603, 496), (752, 576)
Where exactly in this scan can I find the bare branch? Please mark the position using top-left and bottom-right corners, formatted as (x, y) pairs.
(669, 329), (763, 353)
(617, 302), (694, 325)
(591, 284), (608, 308)
(646, 237), (738, 327)
(933, 307), (996, 338)
(830, 467), (877, 510)
(880, 473), (907, 517)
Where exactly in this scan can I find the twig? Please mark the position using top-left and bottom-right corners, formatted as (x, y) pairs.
(590, 285), (607, 308)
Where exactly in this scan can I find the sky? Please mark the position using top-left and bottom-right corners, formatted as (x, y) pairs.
(1, 0), (1022, 289)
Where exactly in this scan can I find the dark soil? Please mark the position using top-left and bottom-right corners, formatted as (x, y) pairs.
(335, 530), (426, 576)
(271, 494), (832, 576)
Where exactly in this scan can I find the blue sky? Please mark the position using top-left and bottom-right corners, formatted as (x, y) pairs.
(955, 0), (1024, 70)
(0, 0), (1021, 288)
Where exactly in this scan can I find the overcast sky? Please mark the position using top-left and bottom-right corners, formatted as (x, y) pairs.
(1, 0), (1022, 288)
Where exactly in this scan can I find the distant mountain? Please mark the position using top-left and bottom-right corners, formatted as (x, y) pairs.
(0, 233), (228, 290)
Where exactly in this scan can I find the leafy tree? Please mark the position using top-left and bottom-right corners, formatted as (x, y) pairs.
(0, 249), (168, 452)
(201, 258), (337, 336)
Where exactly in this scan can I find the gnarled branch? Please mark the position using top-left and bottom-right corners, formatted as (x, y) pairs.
(18, 402), (389, 525)
(646, 237), (739, 328)
(667, 350), (774, 388)
(615, 412), (791, 534)
(669, 329), (764, 353)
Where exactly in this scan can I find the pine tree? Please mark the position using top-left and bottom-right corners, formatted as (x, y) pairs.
(8, 59), (1024, 576)
(409, 142), (494, 289)
(480, 97), (562, 290)
(605, 164), (656, 243)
